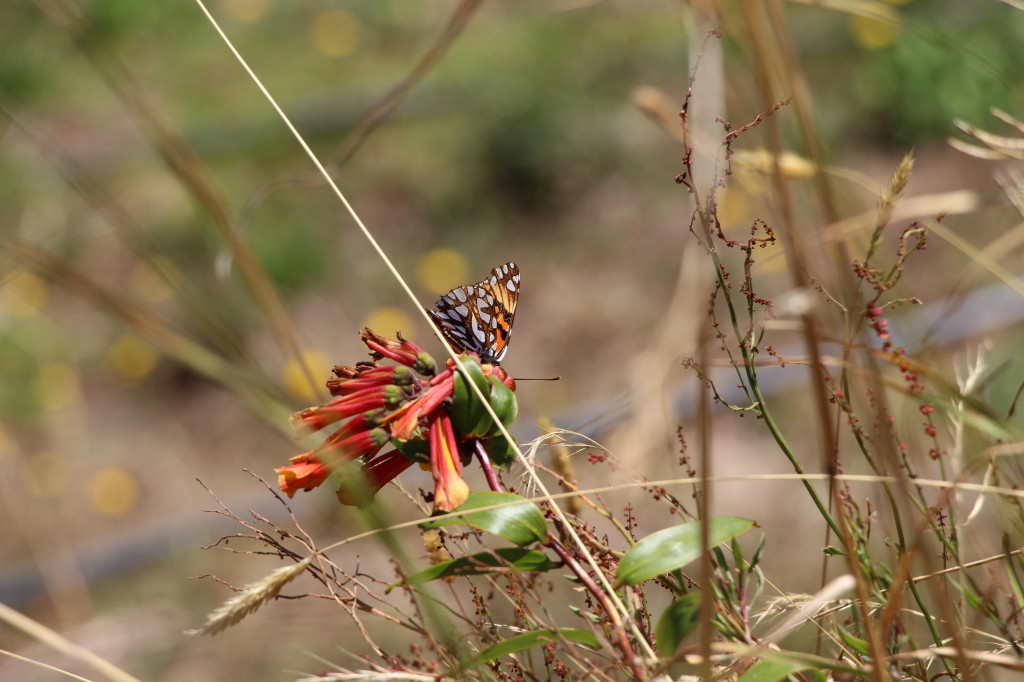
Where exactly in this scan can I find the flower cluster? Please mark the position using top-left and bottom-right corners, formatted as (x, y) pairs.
(276, 329), (517, 513)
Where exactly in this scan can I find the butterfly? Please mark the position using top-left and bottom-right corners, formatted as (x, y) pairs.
(428, 262), (520, 365)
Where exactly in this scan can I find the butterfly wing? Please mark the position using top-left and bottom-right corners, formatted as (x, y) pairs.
(429, 262), (519, 365)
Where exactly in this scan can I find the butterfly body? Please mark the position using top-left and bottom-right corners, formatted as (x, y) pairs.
(429, 262), (519, 365)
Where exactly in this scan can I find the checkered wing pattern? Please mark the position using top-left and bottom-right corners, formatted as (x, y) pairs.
(428, 262), (520, 365)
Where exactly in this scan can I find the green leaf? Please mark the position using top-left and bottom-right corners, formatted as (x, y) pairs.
(486, 374), (517, 427)
(451, 356), (492, 434)
(446, 628), (599, 675)
(737, 658), (816, 682)
(949, 576), (986, 612)
(749, 536), (766, 568)
(465, 374), (515, 437)
(615, 517), (754, 587)
(389, 548), (554, 591)
(836, 625), (871, 657)
(391, 438), (429, 463)
(731, 536), (745, 569)
(654, 593), (701, 656)
(450, 366), (483, 435)
(735, 651), (864, 681)
(420, 492), (547, 546)
(712, 545), (728, 570)
(469, 393), (497, 437)
(569, 605), (603, 623)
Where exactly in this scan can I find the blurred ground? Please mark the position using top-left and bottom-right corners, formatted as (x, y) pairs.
(3, 1), (1024, 680)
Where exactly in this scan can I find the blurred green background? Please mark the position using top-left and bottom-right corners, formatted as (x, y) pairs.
(3, 1), (1024, 680)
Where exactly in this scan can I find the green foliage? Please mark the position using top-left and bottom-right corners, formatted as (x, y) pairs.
(738, 658), (827, 682)
(250, 220), (331, 294)
(855, 9), (1024, 143)
(837, 626), (871, 657)
(614, 517), (755, 588)
(392, 547), (555, 589)
(655, 593), (701, 657)
(450, 358), (518, 439)
(420, 491), (547, 546)
(450, 358), (490, 435)
(5, 2), (1024, 680)
(445, 628), (600, 676)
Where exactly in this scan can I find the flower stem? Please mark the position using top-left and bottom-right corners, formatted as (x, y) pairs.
(545, 534), (647, 680)
(474, 441), (505, 493)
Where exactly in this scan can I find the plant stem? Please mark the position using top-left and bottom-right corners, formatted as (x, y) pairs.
(476, 443), (647, 678)
(475, 441), (505, 493)
(546, 534), (647, 681)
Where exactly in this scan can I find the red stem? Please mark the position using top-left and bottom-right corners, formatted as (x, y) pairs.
(546, 535), (646, 680)
(474, 441), (505, 492)
(474, 442), (647, 677)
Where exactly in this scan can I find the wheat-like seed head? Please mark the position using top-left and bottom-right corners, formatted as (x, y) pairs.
(186, 556), (312, 636)
(877, 150), (916, 229)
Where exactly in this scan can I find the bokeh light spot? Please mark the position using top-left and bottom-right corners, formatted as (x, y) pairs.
(24, 451), (68, 499)
(311, 10), (361, 58)
(282, 349), (332, 402)
(108, 333), (160, 385)
(849, 13), (902, 50)
(219, 0), (272, 23)
(33, 363), (80, 411)
(417, 249), (469, 295)
(88, 468), (140, 516)
(2, 271), (48, 317)
(365, 307), (414, 339)
(131, 258), (177, 304)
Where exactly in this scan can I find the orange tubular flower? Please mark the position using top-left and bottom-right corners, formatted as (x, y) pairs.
(384, 371), (455, 441)
(320, 427), (389, 458)
(335, 449), (415, 507)
(361, 328), (435, 373)
(428, 411), (469, 512)
(327, 365), (410, 396)
(319, 412), (378, 448)
(276, 452), (331, 497)
(276, 427), (389, 498)
(277, 329), (516, 513)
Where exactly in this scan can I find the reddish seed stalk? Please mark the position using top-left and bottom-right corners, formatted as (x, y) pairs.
(474, 442), (647, 679)
(546, 535), (646, 680)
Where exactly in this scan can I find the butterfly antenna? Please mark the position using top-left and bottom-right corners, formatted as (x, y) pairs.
(512, 376), (561, 381)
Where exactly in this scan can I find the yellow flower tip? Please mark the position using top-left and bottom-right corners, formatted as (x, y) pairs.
(433, 475), (470, 514)
(288, 412), (315, 437)
(275, 470), (298, 498)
